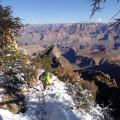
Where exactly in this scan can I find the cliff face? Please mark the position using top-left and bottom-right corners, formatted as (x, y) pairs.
(74, 69), (120, 120)
(87, 61), (120, 86)
(75, 70), (117, 87)
(17, 23), (120, 51)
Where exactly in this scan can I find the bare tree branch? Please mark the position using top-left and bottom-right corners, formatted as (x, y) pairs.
(109, 19), (120, 27)
(90, 0), (120, 25)
(90, 0), (105, 18)
(110, 10), (120, 20)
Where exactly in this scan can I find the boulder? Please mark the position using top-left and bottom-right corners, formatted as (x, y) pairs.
(0, 92), (27, 114)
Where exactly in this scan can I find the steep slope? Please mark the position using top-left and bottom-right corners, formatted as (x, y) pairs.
(74, 70), (120, 120)
(87, 61), (120, 86)
(0, 71), (113, 120)
(75, 70), (117, 87)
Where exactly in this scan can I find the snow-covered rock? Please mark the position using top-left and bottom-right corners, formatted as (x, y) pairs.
(0, 88), (6, 102)
(0, 71), (6, 102)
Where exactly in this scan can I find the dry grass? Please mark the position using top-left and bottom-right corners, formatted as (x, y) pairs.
(26, 68), (40, 86)
(78, 80), (98, 99)
(74, 80), (98, 111)
(35, 62), (42, 69)
(56, 67), (81, 83)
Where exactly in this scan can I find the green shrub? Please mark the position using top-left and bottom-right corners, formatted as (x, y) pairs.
(0, 44), (27, 91)
(5, 65), (26, 90)
(0, 45), (20, 66)
(36, 55), (53, 72)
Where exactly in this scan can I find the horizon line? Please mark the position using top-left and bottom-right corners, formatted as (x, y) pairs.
(25, 22), (111, 26)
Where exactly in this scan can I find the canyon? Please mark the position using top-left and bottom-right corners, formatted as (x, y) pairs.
(17, 23), (120, 86)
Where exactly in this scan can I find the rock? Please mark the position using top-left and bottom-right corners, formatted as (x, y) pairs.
(39, 45), (74, 69)
(87, 61), (120, 86)
(27, 75), (38, 87)
(5, 28), (19, 51)
(27, 69), (44, 87)
(0, 93), (27, 114)
(75, 70), (117, 87)
(53, 78), (61, 83)
(39, 81), (44, 91)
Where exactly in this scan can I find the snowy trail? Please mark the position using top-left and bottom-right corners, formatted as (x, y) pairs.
(0, 75), (79, 120)
(0, 86), (45, 120)
(42, 77), (80, 120)
(0, 74), (109, 120)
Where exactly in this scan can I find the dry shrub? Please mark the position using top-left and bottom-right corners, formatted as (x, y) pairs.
(0, 66), (5, 71)
(73, 80), (98, 111)
(27, 75), (37, 86)
(77, 80), (98, 101)
(31, 69), (39, 79)
(20, 55), (37, 84)
(27, 69), (39, 86)
(19, 55), (36, 71)
(20, 56), (32, 65)
(56, 67), (81, 83)
(35, 62), (42, 69)
(20, 55), (43, 87)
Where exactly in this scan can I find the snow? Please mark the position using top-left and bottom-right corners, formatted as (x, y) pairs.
(0, 70), (113, 120)
(15, 73), (25, 81)
(0, 71), (5, 83)
(0, 71), (7, 102)
(0, 88), (6, 102)
(43, 79), (78, 120)
(6, 54), (11, 57)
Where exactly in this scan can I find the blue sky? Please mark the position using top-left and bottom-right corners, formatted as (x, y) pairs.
(1, 0), (120, 24)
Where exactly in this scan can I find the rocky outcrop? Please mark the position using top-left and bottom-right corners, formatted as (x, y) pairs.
(75, 70), (117, 87)
(7, 28), (19, 50)
(87, 61), (120, 86)
(0, 92), (27, 114)
(39, 45), (74, 69)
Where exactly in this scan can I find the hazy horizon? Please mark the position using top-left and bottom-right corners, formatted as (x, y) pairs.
(25, 21), (111, 26)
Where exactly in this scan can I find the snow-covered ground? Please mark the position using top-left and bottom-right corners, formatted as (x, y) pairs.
(0, 71), (113, 120)
(0, 71), (7, 102)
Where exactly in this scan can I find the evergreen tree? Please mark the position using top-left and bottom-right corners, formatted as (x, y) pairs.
(0, 4), (23, 49)
(36, 55), (53, 72)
